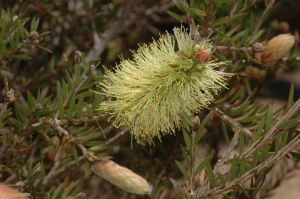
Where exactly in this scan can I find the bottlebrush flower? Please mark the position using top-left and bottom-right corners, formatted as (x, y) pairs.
(100, 28), (231, 142)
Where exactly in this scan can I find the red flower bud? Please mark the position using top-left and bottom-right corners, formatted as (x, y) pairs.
(196, 49), (210, 63)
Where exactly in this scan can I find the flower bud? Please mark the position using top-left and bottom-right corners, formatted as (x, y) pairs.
(0, 183), (29, 199)
(196, 49), (210, 63)
(255, 34), (295, 66)
(93, 159), (151, 195)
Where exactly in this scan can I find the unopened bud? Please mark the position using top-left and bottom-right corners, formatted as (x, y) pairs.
(29, 31), (39, 43)
(93, 159), (152, 195)
(89, 64), (97, 75)
(255, 34), (295, 66)
(7, 89), (15, 102)
(252, 42), (264, 52)
(74, 50), (82, 63)
(34, 103), (42, 111)
(196, 49), (210, 63)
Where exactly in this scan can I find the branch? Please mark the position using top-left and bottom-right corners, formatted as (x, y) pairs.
(214, 43), (264, 52)
(42, 145), (63, 185)
(243, 99), (300, 157)
(106, 128), (130, 145)
(213, 107), (253, 138)
(196, 133), (300, 198)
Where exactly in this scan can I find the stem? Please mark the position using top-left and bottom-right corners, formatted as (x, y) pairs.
(190, 129), (196, 196)
(214, 45), (263, 52)
(106, 128), (130, 145)
(213, 107), (253, 138)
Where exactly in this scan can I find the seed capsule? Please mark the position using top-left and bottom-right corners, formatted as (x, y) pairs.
(255, 34), (295, 66)
(93, 159), (152, 195)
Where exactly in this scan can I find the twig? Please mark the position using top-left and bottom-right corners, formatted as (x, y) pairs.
(190, 130), (196, 196)
(243, 99), (300, 157)
(52, 117), (69, 137)
(106, 128), (130, 145)
(196, 133), (300, 198)
(214, 45), (263, 52)
(220, 130), (240, 161)
(196, 100), (300, 198)
(213, 107), (253, 138)
(42, 145), (63, 185)
(53, 115), (103, 125)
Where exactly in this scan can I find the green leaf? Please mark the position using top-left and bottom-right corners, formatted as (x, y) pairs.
(26, 91), (36, 109)
(50, 184), (63, 199)
(218, 173), (226, 186)
(183, 128), (192, 150)
(195, 112), (210, 143)
(61, 181), (81, 198)
(264, 105), (273, 130)
(193, 158), (208, 176)
(175, 160), (188, 178)
(172, 0), (187, 12)
(181, 111), (191, 128)
(212, 13), (246, 27)
(30, 17), (39, 31)
(222, 122), (230, 144)
(253, 118), (264, 141)
(189, 7), (206, 16)
(287, 83), (294, 108)
(238, 132), (245, 150)
(166, 11), (183, 22)
(206, 162), (215, 186)
(72, 145), (79, 166)
(279, 118), (299, 130)
(36, 44), (53, 53)
(229, 158), (238, 180)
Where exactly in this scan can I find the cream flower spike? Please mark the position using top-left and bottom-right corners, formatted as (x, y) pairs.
(100, 27), (231, 143)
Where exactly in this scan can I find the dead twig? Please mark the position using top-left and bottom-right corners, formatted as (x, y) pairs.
(213, 107), (253, 138)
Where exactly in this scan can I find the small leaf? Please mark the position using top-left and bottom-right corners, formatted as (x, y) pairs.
(30, 17), (39, 31)
(175, 160), (188, 178)
(206, 162), (215, 186)
(222, 122), (230, 144)
(212, 13), (246, 27)
(287, 83), (294, 108)
(193, 158), (208, 176)
(183, 128), (192, 150)
(166, 11), (183, 22)
(264, 105), (273, 130)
